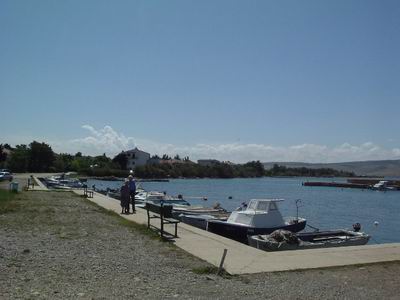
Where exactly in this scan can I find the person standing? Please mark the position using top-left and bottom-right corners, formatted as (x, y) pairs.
(128, 175), (136, 213)
(120, 179), (130, 214)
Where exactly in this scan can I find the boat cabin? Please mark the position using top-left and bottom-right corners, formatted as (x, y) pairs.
(227, 199), (285, 228)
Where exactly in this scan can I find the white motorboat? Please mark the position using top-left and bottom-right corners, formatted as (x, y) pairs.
(206, 199), (307, 244)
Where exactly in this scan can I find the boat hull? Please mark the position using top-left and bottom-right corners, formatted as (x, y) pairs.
(180, 214), (215, 230)
(248, 230), (370, 251)
(206, 218), (306, 244)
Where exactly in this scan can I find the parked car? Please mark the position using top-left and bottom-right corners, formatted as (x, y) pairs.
(0, 172), (13, 181)
(0, 169), (11, 173)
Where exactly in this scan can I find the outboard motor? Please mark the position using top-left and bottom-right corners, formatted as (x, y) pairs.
(353, 222), (361, 232)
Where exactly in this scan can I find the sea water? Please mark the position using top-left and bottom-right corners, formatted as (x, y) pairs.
(87, 177), (400, 244)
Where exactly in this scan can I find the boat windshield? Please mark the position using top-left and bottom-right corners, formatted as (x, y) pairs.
(247, 201), (257, 210)
(269, 202), (278, 211)
(246, 199), (283, 212)
(257, 201), (269, 211)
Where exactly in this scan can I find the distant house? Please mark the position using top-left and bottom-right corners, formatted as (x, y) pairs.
(147, 157), (161, 165)
(159, 159), (188, 165)
(197, 159), (220, 167)
(2, 148), (12, 155)
(222, 161), (235, 166)
(122, 148), (150, 170)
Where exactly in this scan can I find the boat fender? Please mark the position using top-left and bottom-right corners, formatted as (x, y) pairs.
(353, 223), (361, 232)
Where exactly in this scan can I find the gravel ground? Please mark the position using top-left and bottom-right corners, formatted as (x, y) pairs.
(0, 190), (399, 299)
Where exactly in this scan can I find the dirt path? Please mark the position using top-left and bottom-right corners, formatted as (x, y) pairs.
(0, 191), (399, 299)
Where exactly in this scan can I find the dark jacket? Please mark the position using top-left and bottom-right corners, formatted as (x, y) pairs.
(120, 184), (130, 207)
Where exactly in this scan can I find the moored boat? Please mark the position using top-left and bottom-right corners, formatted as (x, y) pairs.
(206, 199), (306, 244)
(248, 229), (370, 251)
(43, 175), (83, 189)
(135, 191), (190, 207)
(180, 213), (229, 230)
(175, 204), (230, 230)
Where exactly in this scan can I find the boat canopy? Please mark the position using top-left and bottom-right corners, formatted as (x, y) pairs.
(227, 199), (286, 228)
(246, 199), (284, 212)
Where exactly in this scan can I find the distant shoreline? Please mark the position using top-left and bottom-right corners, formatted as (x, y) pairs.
(82, 176), (170, 182)
(82, 175), (368, 182)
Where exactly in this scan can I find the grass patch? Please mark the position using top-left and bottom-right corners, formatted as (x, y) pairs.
(118, 216), (161, 239)
(0, 189), (19, 213)
(192, 266), (233, 278)
(192, 265), (219, 274)
(81, 196), (162, 240)
(0, 189), (16, 200)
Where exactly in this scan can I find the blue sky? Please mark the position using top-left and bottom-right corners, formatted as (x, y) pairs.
(1, 0), (399, 162)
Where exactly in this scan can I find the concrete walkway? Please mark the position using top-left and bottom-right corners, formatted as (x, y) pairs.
(9, 174), (50, 191)
(73, 190), (400, 274)
(32, 176), (49, 190)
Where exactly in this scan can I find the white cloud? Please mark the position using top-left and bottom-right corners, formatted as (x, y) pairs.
(392, 149), (400, 157)
(52, 125), (136, 156)
(51, 125), (400, 163)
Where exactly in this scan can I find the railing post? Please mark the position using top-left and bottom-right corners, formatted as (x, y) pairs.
(217, 249), (228, 276)
(160, 205), (164, 238)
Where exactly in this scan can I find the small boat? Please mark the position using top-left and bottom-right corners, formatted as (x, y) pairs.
(248, 229), (370, 251)
(171, 204), (228, 218)
(44, 176), (83, 189)
(180, 213), (229, 230)
(98, 187), (146, 200)
(134, 191), (190, 207)
(206, 199), (306, 244)
(174, 203), (230, 230)
(371, 181), (396, 191)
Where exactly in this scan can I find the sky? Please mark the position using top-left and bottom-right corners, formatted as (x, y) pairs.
(1, 0), (399, 163)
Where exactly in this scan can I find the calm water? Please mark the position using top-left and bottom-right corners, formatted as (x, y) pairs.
(87, 177), (400, 244)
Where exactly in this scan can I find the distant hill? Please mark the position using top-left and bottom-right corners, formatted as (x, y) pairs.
(263, 160), (400, 177)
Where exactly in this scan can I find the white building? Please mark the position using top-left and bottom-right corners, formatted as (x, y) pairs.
(123, 148), (150, 169)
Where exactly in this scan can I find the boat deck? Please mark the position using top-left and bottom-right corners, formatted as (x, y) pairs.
(73, 190), (400, 274)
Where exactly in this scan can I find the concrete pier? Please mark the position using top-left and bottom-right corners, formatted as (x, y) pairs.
(74, 190), (400, 274)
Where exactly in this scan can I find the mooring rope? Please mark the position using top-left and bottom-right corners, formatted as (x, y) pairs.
(306, 224), (320, 232)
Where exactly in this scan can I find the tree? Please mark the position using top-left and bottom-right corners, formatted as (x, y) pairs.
(93, 153), (111, 168)
(0, 144), (7, 164)
(112, 153), (128, 170)
(174, 154), (181, 160)
(54, 153), (74, 172)
(28, 141), (55, 172)
(75, 152), (82, 157)
(162, 154), (171, 160)
(7, 145), (29, 172)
